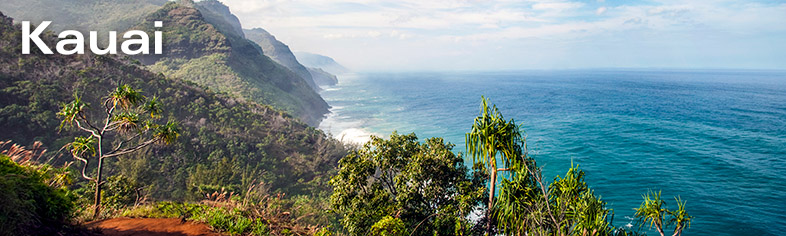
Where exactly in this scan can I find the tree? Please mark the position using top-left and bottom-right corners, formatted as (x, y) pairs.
(465, 96), (525, 235)
(468, 98), (627, 236)
(635, 190), (692, 236)
(495, 159), (619, 236)
(58, 84), (178, 218)
(329, 132), (484, 235)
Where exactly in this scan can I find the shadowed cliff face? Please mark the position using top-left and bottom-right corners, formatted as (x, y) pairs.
(194, 0), (245, 39)
(244, 28), (321, 91)
(307, 67), (339, 86)
(131, 1), (329, 125)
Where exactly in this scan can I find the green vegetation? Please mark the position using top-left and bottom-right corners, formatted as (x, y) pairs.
(58, 84), (179, 219)
(326, 98), (691, 236)
(369, 216), (407, 236)
(635, 191), (692, 236)
(0, 8), (346, 226)
(466, 96), (526, 234)
(120, 191), (327, 235)
(135, 1), (329, 125)
(0, 5), (693, 236)
(0, 0), (167, 33)
(329, 133), (485, 235)
(0, 143), (75, 236)
(244, 27), (319, 91)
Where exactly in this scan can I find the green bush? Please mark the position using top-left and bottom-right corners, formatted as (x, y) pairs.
(250, 218), (270, 236)
(0, 155), (75, 236)
(370, 216), (407, 236)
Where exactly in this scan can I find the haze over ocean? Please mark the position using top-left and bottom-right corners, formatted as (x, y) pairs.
(319, 70), (786, 236)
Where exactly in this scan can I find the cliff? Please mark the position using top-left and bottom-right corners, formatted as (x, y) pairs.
(244, 27), (321, 91)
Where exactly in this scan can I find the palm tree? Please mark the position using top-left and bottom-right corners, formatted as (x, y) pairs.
(466, 97), (526, 235)
(635, 190), (667, 236)
(59, 84), (178, 218)
(668, 196), (692, 236)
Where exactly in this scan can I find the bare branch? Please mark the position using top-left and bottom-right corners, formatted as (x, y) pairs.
(523, 160), (561, 235)
(71, 153), (94, 181)
(78, 112), (100, 131)
(75, 120), (101, 138)
(111, 132), (144, 153)
(102, 138), (159, 159)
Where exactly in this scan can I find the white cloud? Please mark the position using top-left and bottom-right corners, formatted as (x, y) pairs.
(216, 0), (786, 70)
(596, 7), (607, 15)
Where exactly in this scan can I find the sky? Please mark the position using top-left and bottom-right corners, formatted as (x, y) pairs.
(218, 0), (786, 71)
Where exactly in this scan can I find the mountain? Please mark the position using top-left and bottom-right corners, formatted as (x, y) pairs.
(0, 0), (330, 126)
(0, 11), (346, 200)
(294, 52), (350, 75)
(244, 28), (321, 91)
(131, 0), (329, 125)
(194, 0), (245, 38)
(308, 67), (339, 86)
(0, 0), (167, 33)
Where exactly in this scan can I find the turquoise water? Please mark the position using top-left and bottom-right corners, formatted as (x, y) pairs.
(318, 70), (786, 236)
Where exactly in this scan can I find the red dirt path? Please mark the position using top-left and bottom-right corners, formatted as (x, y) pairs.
(86, 218), (223, 236)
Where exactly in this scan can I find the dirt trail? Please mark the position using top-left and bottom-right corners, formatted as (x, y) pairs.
(86, 218), (223, 236)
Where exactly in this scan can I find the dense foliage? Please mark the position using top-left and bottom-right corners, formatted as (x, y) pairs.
(58, 84), (180, 218)
(635, 191), (692, 236)
(466, 96), (527, 234)
(0, 3), (693, 235)
(137, 0), (329, 125)
(0, 0), (167, 33)
(330, 132), (486, 235)
(0, 154), (75, 236)
(0, 11), (346, 208)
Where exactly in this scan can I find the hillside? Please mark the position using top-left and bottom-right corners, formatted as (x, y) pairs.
(244, 28), (321, 90)
(0, 11), (346, 202)
(0, 0), (166, 33)
(134, 1), (329, 125)
(0, 0), (331, 126)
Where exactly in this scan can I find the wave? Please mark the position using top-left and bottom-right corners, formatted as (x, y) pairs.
(318, 107), (378, 144)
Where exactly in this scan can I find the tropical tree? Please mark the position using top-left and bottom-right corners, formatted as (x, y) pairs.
(635, 190), (692, 236)
(329, 132), (485, 236)
(468, 98), (631, 236)
(465, 96), (526, 235)
(58, 84), (178, 218)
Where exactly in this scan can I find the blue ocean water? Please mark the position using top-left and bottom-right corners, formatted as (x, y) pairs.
(318, 70), (786, 236)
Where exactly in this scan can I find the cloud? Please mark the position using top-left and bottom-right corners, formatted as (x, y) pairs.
(217, 0), (786, 70)
(596, 7), (607, 15)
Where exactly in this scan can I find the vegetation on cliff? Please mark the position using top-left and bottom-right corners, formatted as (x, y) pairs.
(0, 10), (346, 209)
(135, 1), (329, 125)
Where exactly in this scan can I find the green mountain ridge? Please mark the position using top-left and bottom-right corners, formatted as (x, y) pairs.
(0, 11), (346, 202)
(244, 27), (322, 90)
(0, 0), (331, 126)
(0, 0), (167, 33)
(135, 1), (329, 125)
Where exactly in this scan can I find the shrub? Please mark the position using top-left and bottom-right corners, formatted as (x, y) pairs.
(0, 154), (75, 236)
(370, 216), (407, 236)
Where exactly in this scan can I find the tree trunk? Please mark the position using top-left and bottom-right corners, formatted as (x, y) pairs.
(92, 157), (104, 219)
(656, 223), (665, 236)
(486, 155), (497, 236)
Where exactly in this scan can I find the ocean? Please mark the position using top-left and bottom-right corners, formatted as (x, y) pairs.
(317, 70), (786, 236)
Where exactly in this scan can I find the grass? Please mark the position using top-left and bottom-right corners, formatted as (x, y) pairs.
(120, 198), (322, 236)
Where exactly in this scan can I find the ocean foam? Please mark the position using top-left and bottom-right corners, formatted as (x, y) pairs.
(337, 128), (375, 144)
